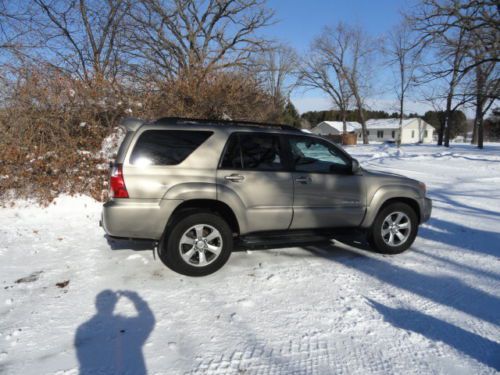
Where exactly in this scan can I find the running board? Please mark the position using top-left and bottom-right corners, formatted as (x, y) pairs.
(237, 230), (333, 250)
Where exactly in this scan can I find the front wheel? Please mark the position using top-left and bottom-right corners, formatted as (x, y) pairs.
(368, 202), (418, 254)
(159, 213), (233, 276)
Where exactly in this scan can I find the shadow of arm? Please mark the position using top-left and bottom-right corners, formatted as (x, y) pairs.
(121, 291), (156, 333)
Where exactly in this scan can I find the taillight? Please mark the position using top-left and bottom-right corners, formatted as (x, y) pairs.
(109, 164), (129, 198)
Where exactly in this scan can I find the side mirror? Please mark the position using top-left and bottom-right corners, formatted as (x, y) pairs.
(351, 159), (360, 174)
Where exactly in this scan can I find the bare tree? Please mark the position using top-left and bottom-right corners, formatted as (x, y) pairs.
(0, 1), (33, 66)
(300, 24), (374, 142)
(252, 44), (298, 114)
(410, 0), (499, 147)
(299, 29), (352, 133)
(0, 1), (33, 108)
(411, 2), (469, 146)
(384, 21), (423, 147)
(0, 0), (21, 51)
(125, 0), (274, 83)
(328, 24), (374, 143)
(412, 0), (498, 75)
(440, 28), (469, 147)
(469, 54), (499, 148)
(465, 6), (499, 148)
(28, 0), (130, 83)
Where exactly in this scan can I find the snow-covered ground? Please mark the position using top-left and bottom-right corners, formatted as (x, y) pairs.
(1, 143), (499, 374)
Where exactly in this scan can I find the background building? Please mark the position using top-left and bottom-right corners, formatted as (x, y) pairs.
(311, 121), (362, 136)
(312, 118), (435, 144)
(364, 118), (435, 143)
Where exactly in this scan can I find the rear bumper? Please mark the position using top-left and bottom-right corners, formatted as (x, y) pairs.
(101, 198), (182, 240)
(421, 197), (432, 223)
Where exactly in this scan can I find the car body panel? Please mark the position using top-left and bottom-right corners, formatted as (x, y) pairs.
(216, 170), (294, 233)
(359, 169), (427, 227)
(290, 172), (366, 229)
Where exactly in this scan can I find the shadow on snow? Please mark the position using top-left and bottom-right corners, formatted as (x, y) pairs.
(302, 242), (500, 370)
(367, 299), (500, 370)
(419, 217), (500, 257)
(74, 290), (155, 375)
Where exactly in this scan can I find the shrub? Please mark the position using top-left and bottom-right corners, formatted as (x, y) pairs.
(0, 67), (280, 205)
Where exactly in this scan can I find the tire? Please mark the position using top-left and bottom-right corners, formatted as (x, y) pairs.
(368, 202), (418, 254)
(159, 212), (233, 276)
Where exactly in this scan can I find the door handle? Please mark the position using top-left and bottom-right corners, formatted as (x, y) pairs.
(295, 176), (312, 184)
(225, 174), (245, 182)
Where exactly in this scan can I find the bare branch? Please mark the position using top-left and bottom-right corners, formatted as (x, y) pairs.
(125, 0), (275, 82)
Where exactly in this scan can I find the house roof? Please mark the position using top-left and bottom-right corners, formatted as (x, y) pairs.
(365, 118), (435, 130)
(315, 121), (362, 133)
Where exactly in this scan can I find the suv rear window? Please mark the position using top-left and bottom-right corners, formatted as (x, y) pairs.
(130, 130), (213, 166)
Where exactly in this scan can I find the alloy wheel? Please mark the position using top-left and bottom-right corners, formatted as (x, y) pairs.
(178, 224), (223, 267)
(381, 211), (411, 247)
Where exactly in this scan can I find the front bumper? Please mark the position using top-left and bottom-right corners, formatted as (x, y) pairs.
(421, 197), (432, 223)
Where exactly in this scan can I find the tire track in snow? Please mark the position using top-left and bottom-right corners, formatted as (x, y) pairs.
(187, 332), (444, 374)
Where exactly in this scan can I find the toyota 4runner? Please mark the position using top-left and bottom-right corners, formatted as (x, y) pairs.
(102, 117), (432, 276)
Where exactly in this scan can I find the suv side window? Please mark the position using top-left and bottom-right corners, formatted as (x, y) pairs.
(221, 133), (284, 171)
(130, 130), (212, 166)
(286, 135), (351, 174)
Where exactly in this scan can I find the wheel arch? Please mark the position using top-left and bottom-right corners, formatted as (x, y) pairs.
(361, 186), (422, 228)
(166, 199), (240, 235)
(377, 197), (421, 222)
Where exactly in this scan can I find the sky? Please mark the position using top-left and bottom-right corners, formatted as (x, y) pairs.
(263, 0), (434, 115)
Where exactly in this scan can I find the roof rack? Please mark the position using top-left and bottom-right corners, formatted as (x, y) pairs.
(154, 117), (302, 132)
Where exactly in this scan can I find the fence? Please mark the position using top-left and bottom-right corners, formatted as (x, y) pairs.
(323, 133), (358, 145)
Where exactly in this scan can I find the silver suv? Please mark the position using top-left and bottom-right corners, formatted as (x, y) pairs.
(102, 117), (432, 276)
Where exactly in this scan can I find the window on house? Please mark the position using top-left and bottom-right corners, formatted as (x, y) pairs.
(424, 130), (428, 137)
(377, 130), (383, 138)
(367, 130), (370, 136)
(411, 130), (415, 138)
(391, 131), (395, 138)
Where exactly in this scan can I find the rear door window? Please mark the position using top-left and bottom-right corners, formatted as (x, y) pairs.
(220, 133), (284, 171)
(130, 130), (213, 166)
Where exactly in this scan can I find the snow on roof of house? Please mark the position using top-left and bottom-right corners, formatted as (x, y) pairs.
(316, 121), (361, 133)
(365, 118), (434, 130)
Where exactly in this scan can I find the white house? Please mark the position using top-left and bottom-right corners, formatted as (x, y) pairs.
(311, 121), (362, 136)
(312, 118), (435, 144)
(364, 118), (435, 143)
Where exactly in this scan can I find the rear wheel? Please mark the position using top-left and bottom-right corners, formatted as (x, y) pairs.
(368, 202), (418, 254)
(159, 212), (233, 276)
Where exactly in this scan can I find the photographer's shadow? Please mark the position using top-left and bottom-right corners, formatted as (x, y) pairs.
(74, 290), (155, 375)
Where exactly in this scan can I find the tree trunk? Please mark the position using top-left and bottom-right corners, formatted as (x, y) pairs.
(342, 110), (347, 134)
(444, 117), (451, 147)
(475, 89), (485, 149)
(474, 64), (485, 149)
(471, 119), (478, 144)
(442, 30), (464, 148)
(358, 107), (368, 144)
(443, 92), (453, 147)
(351, 90), (368, 144)
(477, 109), (484, 149)
(437, 118), (445, 146)
(398, 97), (404, 148)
